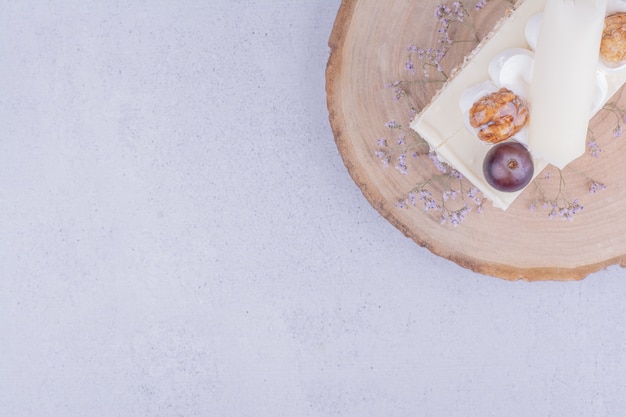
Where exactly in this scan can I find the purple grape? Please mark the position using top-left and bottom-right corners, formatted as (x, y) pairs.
(483, 141), (534, 192)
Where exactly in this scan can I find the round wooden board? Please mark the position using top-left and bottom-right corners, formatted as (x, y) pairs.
(326, 0), (626, 281)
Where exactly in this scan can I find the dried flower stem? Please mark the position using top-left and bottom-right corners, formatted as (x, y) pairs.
(601, 102), (626, 138)
(531, 169), (584, 220)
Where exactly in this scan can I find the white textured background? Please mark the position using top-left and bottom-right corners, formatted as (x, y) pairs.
(2, 1), (626, 416)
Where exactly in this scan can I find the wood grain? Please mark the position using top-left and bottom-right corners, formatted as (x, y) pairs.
(326, 0), (626, 281)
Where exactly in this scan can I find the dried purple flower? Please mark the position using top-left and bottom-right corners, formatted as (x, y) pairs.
(405, 60), (415, 73)
(387, 81), (406, 101)
(443, 190), (458, 201)
(449, 205), (470, 226)
(375, 150), (390, 167)
(614, 124), (622, 138)
(428, 151), (448, 173)
(467, 186), (482, 205)
(417, 188), (441, 212)
(547, 199), (583, 221)
(395, 152), (408, 175)
(434, 4), (452, 19)
(385, 120), (401, 129)
(588, 139), (602, 157)
(589, 180), (607, 194)
(449, 169), (463, 179)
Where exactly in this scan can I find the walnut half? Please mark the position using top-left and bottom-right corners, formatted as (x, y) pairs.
(469, 88), (529, 144)
(601, 13), (626, 64)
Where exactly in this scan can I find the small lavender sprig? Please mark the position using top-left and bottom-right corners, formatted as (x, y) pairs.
(405, 2), (479, 81)
(375, 120), (430, 174)
(530, 169), (591, 221)
(394, 152), (484, 227)
(601, 102), (626, 138)
(386, 81), (423, 119)
(475, 0), (515, 10)
(588, 101), (626, 156)
(587, 130), (603, 157)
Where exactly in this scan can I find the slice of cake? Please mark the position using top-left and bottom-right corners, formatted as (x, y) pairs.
(410, 0), (626, 210)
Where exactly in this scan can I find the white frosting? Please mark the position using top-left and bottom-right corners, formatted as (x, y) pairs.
(524, 12), (542, 51)
(528, 0), (608, 169)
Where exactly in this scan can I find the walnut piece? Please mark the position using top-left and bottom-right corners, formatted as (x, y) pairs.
(601, 13), (626, 64)
(469, 88), (529, 144)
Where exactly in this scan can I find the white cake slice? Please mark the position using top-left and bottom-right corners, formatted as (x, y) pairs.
(410, 0), (626, 210)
